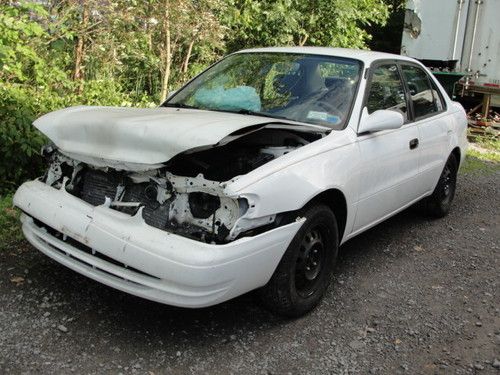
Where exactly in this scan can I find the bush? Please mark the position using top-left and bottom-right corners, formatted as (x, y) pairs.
(0, 85), (49, 193)
(0, 81), (156, 194)
(0, 194), (23, 250)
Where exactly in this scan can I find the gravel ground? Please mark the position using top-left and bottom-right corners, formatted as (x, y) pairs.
(1, 164), (499, 374)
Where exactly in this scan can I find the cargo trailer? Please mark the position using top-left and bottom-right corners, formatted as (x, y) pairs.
(401, 0), (499, 117)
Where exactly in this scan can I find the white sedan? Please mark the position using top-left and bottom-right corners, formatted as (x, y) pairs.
(14, 47), (467, 316)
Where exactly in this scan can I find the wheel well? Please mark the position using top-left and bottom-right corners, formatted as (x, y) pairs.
(451, 147), (461, 167)
(306, 189), (347, 242)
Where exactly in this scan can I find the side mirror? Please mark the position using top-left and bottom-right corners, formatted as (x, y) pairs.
(358, 108), (404, 133)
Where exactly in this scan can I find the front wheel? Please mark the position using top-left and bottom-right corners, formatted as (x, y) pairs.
(422, 153), (458, 218)
(258, 204), (338, 317)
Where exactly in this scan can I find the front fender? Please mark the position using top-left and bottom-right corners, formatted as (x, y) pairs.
(224, 129), (361, 239)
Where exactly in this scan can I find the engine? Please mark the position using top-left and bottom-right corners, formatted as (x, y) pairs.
(42, 127), (320, 243)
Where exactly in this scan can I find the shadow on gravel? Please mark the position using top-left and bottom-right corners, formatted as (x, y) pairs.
(337, 206), (428, 260)
(19, 204), (434, 348)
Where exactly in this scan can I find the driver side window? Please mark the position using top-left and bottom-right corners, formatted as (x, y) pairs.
(401, 64), (443, 119)
(367, 64), (407, 121)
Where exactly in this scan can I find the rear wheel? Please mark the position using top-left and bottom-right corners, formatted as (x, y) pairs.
(422, 153), (458, 218)
(258, 204), (338, 317)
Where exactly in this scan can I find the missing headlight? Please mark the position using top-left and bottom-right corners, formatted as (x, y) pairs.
(188, 192), (221, 219)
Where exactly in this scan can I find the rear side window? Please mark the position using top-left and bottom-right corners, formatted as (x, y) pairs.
(366, 64), (407, 120)
(401, 65), (443, 118)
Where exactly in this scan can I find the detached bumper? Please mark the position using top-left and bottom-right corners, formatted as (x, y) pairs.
(14, 180), (302, 307)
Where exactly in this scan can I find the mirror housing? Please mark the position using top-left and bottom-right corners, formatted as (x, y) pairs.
(358, 108), (404, 134)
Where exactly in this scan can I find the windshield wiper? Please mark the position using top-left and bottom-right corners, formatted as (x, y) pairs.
(163, 102), (199, 109)
(233, 109), (290, 121)
(164, 104), (291, 122)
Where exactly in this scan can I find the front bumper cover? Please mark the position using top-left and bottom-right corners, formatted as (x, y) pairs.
(14, 180), (303, 308)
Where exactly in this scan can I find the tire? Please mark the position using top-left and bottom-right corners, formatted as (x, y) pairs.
(258, 204), (339, 317)
(422, 153), (458, 218)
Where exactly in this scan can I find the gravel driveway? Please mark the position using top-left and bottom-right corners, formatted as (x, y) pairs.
(1, 163), (499, 374)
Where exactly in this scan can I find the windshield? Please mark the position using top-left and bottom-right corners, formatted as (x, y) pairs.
(165, 53), (362, 128)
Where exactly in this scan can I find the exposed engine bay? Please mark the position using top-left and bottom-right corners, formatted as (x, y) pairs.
(42, 127), (323, 243)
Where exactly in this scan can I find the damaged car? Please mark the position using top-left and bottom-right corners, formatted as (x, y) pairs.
(14, 47), (468, 317)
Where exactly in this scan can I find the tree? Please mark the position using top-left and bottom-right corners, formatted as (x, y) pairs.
(368, 0), (406, 53)
(121, 0), (226, 102)
(0, 1), (63, 85)
(293, 0), (389, 48)
(154, 0), (226, 101)
(0, 0), (397, 192)
(223, 0), (390, 51)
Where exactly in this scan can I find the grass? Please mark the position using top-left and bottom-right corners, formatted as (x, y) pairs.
(0, 195), (23, 251)
(461, 152), (499, 174)
(461, 134), (500, 174)
(474, 134), (500, 153)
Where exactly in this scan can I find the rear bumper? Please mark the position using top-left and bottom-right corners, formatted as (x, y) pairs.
(14, 180), (302, 307)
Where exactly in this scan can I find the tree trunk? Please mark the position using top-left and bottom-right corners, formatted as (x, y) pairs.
(181, 39), (195, 74)
(159, 1), (172, 103)
(298, 34), (308, 46)
(73, 2), (89, 94)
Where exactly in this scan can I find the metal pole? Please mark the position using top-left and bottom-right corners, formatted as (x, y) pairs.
(451, 0), (465, 60)
(466, 0), (483, 73)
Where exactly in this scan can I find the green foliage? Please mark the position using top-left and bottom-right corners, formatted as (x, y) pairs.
(460, 136), (500, 174)
(0, 195), (23, 250)
(0, 80), (155, 193)
(224, 0), (390, 50)
(368, 0), (405, 53)
(0, 2), (46, 83)
(473, 135), (500, 153)
(223, 0), (302, 49)
(0, 85), (49, 193)
(461, 150), (500, 174)
(467, 148), (500, 164)
(0, 2), (68, 86)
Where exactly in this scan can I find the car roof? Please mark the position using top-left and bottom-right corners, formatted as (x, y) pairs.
(235, 46), (417, 66)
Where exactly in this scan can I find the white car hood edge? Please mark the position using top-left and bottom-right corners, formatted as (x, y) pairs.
(34, 106), (292, 169)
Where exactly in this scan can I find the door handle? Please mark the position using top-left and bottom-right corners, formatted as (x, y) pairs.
(409, 138), (419, 150)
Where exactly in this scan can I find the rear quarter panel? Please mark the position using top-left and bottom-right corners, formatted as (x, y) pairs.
(450, 101), (468, 166)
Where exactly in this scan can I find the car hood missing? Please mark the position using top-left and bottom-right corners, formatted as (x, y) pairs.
(34, 105), (306, 167)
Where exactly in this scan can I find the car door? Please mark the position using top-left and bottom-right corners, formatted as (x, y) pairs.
(352, 62), (421, 234)
(400, 63), (451, 194)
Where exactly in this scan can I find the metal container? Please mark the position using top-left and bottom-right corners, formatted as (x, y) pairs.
(401, 0), (500, 95)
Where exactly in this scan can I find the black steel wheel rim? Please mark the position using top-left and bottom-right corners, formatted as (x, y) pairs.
(294, 226), (326, 298)
(440, 163), (454, 200)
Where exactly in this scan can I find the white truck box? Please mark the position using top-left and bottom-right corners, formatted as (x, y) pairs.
(401, 0), (499, 89)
